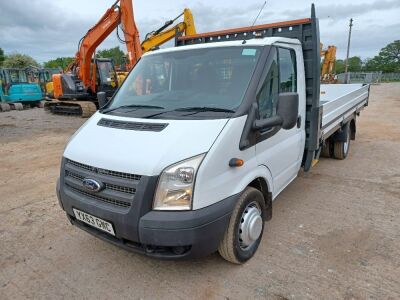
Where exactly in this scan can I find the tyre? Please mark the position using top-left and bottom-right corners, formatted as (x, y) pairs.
(321, 138), (331, 158)
(333, 124), (350, 160)
(218, 187), (266, 264)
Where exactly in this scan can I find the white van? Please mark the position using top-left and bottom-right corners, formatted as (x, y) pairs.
(57, 6), (369, 263)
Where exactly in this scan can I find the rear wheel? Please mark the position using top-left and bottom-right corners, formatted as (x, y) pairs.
(218, 187), (266, 264)
(333, 124), (351, 159)
(321, 138), (331, 158)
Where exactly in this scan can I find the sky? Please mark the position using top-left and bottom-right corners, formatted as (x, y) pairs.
(0, 0), (399, 63)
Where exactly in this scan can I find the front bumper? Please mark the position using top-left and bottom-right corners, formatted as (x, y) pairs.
(57, 175), (238, 258)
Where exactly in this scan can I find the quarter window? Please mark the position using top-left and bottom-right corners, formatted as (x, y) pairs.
(257, 51), (279, 119)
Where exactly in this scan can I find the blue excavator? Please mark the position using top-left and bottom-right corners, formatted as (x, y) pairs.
(0, 68), (43, 112)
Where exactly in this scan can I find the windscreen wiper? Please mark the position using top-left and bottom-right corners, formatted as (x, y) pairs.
(176, 106), (235, 113)
(101, 104), (165, 114)
(144, 106), (235, 118)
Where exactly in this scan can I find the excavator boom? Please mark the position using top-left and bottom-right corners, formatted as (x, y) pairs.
(119, 0), (142, 69)
(141, 8), (196, 52)
(69, 0), (142, 92)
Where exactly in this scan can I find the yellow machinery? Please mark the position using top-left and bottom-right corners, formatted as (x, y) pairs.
(320, 43), (337, 83)
(141, 8), (196, 52)
(115, 8), (196, 86)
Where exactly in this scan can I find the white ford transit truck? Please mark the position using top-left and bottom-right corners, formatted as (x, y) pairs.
(56, 6), (369, 263)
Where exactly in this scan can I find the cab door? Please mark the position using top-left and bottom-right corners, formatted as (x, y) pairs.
(255, 46), (304, 195)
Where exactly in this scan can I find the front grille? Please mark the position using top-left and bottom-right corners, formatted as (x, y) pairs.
(65, 170), (135, 195)
(65, 183), (131, 208)
(97, 118), (168, 132)
(64, 159), (140, 208)
(105, 183), (135, 194)
(66, 159), (141, 181)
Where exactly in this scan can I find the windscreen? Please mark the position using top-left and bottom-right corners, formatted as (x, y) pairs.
(107, 46), (262, 115)
(9, 70), (28, 83)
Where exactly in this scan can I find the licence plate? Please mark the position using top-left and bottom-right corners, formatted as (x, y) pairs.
(73, 208), (115, 236)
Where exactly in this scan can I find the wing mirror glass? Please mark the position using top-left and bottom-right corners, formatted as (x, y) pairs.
(253, 92), (299, 131)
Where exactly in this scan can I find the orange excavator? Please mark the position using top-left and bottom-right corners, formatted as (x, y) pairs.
(47, 0), (142, 117)
(46, 0), (197, 117)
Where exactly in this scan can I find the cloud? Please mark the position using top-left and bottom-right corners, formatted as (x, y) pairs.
(280, 0), (399, 21)
(0, 0), (399, 62)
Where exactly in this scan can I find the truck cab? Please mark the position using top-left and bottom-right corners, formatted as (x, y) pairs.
(56, 6), (369, 263)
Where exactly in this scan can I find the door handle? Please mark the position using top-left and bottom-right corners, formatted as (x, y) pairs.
(297, 116), (301, 128)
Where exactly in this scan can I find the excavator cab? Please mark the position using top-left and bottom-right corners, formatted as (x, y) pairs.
(0, 68), (42, 102)
(52, 59), (118, 100)
(95, 58), (119, 97)
(0, 68), (43, 112)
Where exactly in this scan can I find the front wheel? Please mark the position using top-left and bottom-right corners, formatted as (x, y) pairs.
(218, 187), (266, 264)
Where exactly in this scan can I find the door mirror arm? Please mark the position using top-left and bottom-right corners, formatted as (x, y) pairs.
(252, 92), (299, 132)
(253, 116), (283, 130)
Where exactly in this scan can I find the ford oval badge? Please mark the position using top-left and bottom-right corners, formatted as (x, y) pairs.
(82, 178), (103, 192)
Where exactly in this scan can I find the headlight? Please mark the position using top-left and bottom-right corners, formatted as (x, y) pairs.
(153, 154), (205, 210)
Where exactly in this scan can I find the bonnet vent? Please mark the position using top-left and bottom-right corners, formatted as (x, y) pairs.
(97, 118), (168, 132)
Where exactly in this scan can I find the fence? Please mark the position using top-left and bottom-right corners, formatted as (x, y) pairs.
(336, 72), (400, 84)
(336, 72), (382, 84)
(380, 73), (400, 82)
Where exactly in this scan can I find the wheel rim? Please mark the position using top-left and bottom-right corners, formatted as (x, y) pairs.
(343, 130), (350, 154)
(239, 201), (263, 250)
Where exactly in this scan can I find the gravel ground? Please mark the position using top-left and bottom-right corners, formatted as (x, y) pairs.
(0, 83), (399, 299)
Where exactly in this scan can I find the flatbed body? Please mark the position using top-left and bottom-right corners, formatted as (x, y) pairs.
(320, 83), (369, 139)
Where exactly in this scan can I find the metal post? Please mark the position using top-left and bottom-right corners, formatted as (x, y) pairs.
(344, 18), (353, 84)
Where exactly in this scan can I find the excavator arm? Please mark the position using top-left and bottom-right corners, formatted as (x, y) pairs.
(70, 0), (142, 92)
(320, 43), (337, 83)
(141, 8), (196, 52)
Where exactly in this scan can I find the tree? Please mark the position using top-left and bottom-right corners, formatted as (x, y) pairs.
(0, 48), (4, 67)
(364, 40), (400, 73)
(380, 40), (400, 65)
(3, 53), (40, 68)
(96, 46), (126, 67)
(347, 56), (362, 72)
(334, 57), (362, 74)
(43, 57), (74, 69)
(335, 59), (345, 74)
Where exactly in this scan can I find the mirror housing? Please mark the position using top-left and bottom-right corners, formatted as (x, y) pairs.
(278, 92), (299, 129)
(253, 92), (299, 131)
(97, 92), (108, 108)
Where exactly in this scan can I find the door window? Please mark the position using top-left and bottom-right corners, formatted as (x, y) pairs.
(278, 48), (297, 93)
(257, 48), (297, 120)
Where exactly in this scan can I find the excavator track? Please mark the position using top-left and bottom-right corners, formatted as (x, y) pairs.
(44, 100), (98, 118)
(0, 101), (44, 112)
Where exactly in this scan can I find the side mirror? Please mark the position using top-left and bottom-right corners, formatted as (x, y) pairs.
(277, 92), (299, 130)
(97, 92), (108, 108)
(253, 92), (299, 131)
